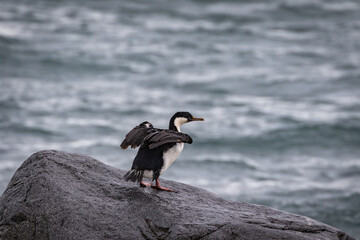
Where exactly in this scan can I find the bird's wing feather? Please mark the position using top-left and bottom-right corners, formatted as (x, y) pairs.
(120, 122), (154, 149)
(143, 130), (193, 149)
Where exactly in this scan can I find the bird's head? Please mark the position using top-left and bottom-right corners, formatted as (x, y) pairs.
(139, 121), (153, 128)
(169, 112), (204, 132)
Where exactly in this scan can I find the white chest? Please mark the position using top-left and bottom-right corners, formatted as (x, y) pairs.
(160, 142), (184, 175)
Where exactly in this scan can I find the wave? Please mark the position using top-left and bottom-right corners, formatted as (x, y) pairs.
(278, 1), (359, 17)
(196, 121), (360, 153)
(181, 154), (259, 170)
(2, 124), (59, 136)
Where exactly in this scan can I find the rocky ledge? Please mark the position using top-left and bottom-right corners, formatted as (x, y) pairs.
(0, 150), (355, 240)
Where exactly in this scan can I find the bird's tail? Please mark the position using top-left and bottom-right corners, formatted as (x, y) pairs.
(123, 170), (143, 182)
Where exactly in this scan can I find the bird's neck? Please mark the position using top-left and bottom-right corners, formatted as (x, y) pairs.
(169, 117), (181, 132)
(169, 122), (180, 132)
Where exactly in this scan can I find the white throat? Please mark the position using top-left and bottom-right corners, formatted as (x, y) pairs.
(174, 117), (188, 132)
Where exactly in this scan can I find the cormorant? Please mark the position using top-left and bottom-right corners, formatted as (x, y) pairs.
(121, 112), (204, 192)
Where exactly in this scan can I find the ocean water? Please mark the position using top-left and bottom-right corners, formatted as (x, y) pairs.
(1, 0), (360, 237)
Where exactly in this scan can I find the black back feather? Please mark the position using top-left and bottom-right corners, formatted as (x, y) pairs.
(120, 121), (153, 149)
(120, 123), (192, 150)
(143, 130), (192, 149)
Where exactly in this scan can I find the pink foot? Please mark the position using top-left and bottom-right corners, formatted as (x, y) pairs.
(140, 181), (152, 187)
(151, 179), (177, 192)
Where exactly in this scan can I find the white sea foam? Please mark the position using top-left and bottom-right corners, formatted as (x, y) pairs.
(144, 16), (235, 32)
(323, 2), (359, 12)
(226, 95), (352, 124)
(0, 23), (32, 39)
(206, 3), (277, 16)
(0, 161), (19, 171)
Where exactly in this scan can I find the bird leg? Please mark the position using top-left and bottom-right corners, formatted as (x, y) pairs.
(140, 181), (152, 187)
(151, 179), (177, 192)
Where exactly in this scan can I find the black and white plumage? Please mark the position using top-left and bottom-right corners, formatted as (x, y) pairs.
(121, 112), (204, 192)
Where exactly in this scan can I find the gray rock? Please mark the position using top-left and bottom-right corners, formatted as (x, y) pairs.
(0, 150), (355, 240)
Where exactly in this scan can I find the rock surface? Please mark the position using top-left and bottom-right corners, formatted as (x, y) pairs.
(0, 150), (355, 240)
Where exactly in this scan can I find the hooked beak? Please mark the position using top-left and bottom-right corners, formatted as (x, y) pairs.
(190, 117), (204, 122)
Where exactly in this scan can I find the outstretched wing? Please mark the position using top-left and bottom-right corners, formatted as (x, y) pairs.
(120, 121), (154, 149)
(143, 130), (193, 149)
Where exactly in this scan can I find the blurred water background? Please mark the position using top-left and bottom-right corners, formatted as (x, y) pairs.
(1, 0), (360, 237)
